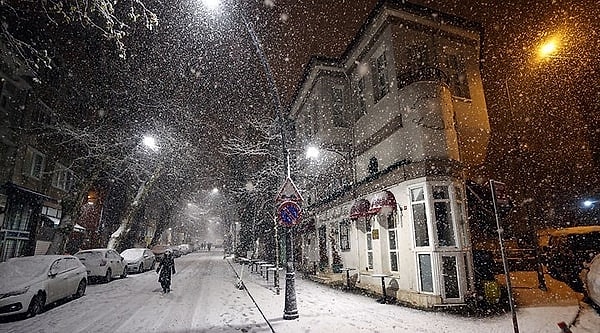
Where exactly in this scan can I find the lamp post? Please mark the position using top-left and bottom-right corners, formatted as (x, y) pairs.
(305, 144), (357, 195)
(202, 0), (295, 319)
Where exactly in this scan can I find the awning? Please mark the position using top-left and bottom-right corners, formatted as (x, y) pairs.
(367, 190), (397, 215)
(349, 199), (370, 219)
(43, 216), (86, 232)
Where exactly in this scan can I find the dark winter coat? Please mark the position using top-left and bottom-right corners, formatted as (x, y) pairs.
(156, 254), (176, 287)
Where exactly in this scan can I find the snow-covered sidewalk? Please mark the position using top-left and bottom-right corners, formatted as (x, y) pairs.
(228, 258), (600, 333)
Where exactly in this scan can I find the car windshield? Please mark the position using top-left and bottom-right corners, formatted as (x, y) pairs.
(0, 257), (50, 279)
(121, 249), (144, 260)
(75, 251), (103, 260)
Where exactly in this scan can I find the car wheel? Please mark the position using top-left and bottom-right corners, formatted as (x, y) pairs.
(27, 293), (45, 317)
(74, 280), (87, 298)
(121, 267), (128, 279)
(105, 268), (112, 283)
(139, 263), (144, 273)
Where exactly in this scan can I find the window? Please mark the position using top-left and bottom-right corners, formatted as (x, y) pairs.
(32, 108), (51, 125)
(0, 79), (7, 109)
(372, 51), (389, 102)
(454, 186), (467, 246)
(418, 253), (434, 292)
(24, 147), (45, 180)
(318, 226), (328, 269)
(433, 186), (456, 246)
(387, 212), (399, 271)
(411, 187), (429, 247)
(366, 218), (373, 270)
(356, 77), (367, 119)
(6, 201), (34, 231)
(52, 164), (75, 191)
(332, 87), (345, 127)
(339, 219), (350, 251)
(442, 255), (460, 298)
(446, 54), (470, 99)
(368, 157), (378, 175)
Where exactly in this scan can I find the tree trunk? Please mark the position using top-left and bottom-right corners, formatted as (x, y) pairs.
(108, 164), (163, 250)
(46, 191), (86, 255)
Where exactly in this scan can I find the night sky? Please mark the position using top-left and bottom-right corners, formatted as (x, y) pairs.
(245, 0), (600, 224)
(3, 0), (599, 225)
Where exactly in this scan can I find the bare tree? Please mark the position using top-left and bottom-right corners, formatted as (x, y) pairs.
(1, 0), (157, 75)
(221, 112), (285, 257)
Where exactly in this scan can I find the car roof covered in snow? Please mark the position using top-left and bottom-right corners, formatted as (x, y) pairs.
(548, 226), (600, 237)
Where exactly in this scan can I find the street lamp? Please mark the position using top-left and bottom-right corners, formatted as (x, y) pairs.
(304, 144), (357, 192)
(202, 0), (295, 319)
(143, 135), (159, 151)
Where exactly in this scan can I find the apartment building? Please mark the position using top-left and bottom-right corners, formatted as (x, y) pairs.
(288, 0), (490, 307)
(0, 53), (78, 260)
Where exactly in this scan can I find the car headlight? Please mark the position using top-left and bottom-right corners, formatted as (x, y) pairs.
(0, 286), (30, 299)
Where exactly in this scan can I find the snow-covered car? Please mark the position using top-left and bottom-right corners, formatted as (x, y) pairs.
(75, 249), (127, 283)
(121, 248), (155, 273)
(178, 244), (192, 255)
(586, 253), (600, 308)
(543, 226), (600, 292)
(0, 255), (87, 318)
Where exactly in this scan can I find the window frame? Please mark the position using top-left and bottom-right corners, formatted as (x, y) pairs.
(331, 86), (345, 128)
(52, 163), (75, 191)
(356, 76), (367, 119)
(28, 148), (46, 180)
(372, 50), (390, 103)
(365, 217), (374, 270)
(387, 211), (399, 272)
(339, 219), (351, 251)
(446, 53), (471, 99)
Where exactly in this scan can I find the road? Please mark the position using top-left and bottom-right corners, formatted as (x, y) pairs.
(2, 251), (600, 332)
(0, 251), (268, 332)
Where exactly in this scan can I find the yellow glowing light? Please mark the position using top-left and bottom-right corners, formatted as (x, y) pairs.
(538, 38), (559, 58)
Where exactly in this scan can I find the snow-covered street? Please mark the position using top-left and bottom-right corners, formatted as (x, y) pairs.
(1, 251), (599, 332)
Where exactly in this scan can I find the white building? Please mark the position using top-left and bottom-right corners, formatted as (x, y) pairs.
(288, 1), (490, 308)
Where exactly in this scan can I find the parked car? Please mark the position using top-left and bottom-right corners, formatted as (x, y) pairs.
(178, 244), (192, 255)
(0, 255), (87, 318)
(75, 249), (127, 283)
(121, 248), (155, 273)
(543, 226), (600, 292)
(586, 253), (600, 308)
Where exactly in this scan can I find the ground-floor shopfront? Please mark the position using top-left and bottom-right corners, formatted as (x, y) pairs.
(299, 176), (475, 308)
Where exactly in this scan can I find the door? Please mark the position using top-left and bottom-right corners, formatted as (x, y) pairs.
(47, 259), (66, 302)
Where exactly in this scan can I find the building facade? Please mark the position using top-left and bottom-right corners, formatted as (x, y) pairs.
(288, 1), (490, 307)
(0, 50), (78, 261)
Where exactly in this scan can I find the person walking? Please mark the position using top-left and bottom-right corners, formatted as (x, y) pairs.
(156, 248), (176, 293)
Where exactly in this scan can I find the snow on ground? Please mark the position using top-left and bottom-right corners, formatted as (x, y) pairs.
(1, 252), (599, 333)
(232, 257), (600, 333)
